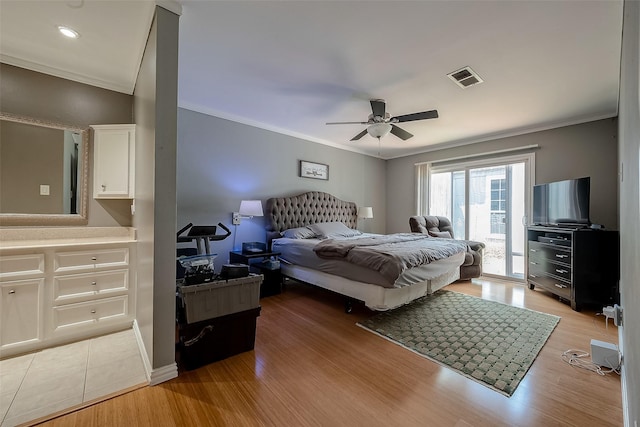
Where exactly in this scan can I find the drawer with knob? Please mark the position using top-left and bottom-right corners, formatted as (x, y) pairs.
(52, 295), (128, 332)
(529, 241), (571, 265)
(53, 269), (129, 302)
(54, 248), (129, 273)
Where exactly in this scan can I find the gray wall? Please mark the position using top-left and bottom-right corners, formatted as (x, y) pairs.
(0, 63), (134, 226)
(618, 1), (639, 425)
(177, 108), (386, 272)
(133, 6), (179, 374)
(386, 118), (618, 234)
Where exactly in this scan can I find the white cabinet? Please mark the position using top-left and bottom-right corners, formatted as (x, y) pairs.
(49, 244), (134, 338)
(91, 124), (135, 199)
(0, 239), (136, 358)
(0, 251), (45, 352)
(1, 279), (43, 351)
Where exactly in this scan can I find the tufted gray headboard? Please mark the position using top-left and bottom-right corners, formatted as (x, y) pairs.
(265, 191), (358, 246)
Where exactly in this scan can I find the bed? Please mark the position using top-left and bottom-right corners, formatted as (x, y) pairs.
(265, 191), (466, 311)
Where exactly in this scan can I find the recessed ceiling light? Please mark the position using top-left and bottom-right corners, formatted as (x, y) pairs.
(58, 26), (79, 39)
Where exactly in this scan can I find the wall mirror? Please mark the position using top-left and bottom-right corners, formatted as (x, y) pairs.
(0, 112), (89, 226)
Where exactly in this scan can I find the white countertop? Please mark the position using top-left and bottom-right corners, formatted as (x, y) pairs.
(0, 227), (136, 249)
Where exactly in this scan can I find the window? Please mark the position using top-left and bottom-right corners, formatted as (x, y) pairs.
(490, 179), (506, 234)
(415, 152), (535, 279)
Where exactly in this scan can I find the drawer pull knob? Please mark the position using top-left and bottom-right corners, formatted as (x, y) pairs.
(554, 283), (567, 289)
(530, 249), (537, 252)
(91, 281), (97, 286)
(530, 261), (538, 265)
(530, 274), (537, 278)
(555, 254), (568, 259)
(91, 257), (97, 261)
(8, 289), (15, 294)
(556, 269), (568, 274)
(90, 309), (96, 314)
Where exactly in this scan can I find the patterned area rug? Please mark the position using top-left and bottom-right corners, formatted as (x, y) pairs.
(357, 290), (560, 397)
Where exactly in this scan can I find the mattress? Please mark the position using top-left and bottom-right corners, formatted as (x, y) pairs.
(272, 234), (465, 289)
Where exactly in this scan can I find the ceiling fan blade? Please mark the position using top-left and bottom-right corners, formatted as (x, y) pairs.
(370, 99), (386, 118)
(326, 121), (369, 125)
(350, 129), (369, 141)
(391, 109), (439, 123)
(390, 124), (413, 141)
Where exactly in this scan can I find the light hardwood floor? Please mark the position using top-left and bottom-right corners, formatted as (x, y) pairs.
(40, 278), (622, 426)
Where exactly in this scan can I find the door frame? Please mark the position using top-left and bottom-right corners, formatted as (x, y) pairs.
(420, 152), (535, 280)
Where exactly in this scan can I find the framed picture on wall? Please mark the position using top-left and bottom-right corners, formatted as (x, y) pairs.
(299, 160), (329, 180)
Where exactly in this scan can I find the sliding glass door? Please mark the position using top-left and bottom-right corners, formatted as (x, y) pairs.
(425, 154), (533, 280)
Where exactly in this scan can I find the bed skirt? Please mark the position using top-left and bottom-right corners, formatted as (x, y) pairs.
(281, 263), (460, 311)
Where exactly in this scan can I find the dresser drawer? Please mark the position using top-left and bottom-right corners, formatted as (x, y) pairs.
(544, 246), (571, 264)
(528, 274), (571, 300)
(548, 265), (571, 282)
(529, 241), (571, 264)
(52, 296), (128, 331)
(54, 269), (129, 302)
(54, 248), (129, 273)
(0, 253), (45, 280)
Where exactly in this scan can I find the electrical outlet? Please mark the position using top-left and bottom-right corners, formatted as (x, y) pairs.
(614, 304), (623, 327)
(232, 212), (241, 225)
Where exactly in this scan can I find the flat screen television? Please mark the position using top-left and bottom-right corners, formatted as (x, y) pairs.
(532, 177), (590, 227)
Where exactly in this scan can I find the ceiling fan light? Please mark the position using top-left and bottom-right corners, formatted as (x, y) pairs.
(58, 26), (79, 39)
(367, 123), (392, 138)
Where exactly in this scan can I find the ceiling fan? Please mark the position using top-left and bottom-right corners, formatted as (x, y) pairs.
(326, 99), (438, 141)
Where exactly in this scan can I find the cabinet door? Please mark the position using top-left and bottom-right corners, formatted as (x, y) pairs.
(1, 279), (43, 349)
(93, 125), (135, 198)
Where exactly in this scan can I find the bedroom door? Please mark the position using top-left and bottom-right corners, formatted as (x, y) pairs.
(426, 154), (533, 280)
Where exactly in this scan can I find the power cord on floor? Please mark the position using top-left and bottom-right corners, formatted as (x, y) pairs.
(561, 349), (621, 376)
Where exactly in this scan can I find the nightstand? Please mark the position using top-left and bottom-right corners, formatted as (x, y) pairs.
(229, 250), (282, 297)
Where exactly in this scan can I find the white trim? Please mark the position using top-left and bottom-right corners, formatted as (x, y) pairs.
(133, 320), (152, 382)
(0, 55), (133, 94)
(179, 102), (613, 161)
(132, 320), (178, 385)
(415, 145), (539, 167)
(178, 103), (378, 159)
(149, 363), (178, 386)
(619, 325), (631, 427)
(389, 113), (615, 160)
(419, 152), (535, 279)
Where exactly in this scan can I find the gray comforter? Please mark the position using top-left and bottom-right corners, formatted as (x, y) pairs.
(313, 233), (467, 283)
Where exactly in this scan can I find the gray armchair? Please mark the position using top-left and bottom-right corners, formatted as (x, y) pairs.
(409, 215), (485, 280)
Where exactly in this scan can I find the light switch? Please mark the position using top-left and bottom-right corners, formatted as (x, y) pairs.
(40, 185), (50, 196)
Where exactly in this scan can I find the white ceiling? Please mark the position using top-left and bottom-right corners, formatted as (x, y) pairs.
(0, 1), (624, 159)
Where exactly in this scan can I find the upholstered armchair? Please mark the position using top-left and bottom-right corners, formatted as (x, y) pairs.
(409, 215), (485, 280)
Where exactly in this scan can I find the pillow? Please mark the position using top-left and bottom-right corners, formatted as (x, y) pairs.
(429, 230), (452, 239)
(281, 227), (317, 239)
(308, 221), (362, 239)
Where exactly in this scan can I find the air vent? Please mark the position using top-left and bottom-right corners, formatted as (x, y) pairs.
(447, 66), (483, 89)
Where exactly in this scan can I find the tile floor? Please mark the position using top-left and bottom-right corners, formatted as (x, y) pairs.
(0, 329), (148, 427)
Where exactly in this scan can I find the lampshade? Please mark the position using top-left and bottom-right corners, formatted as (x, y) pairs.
(367, 123), (392, 139)
(358, 206), (373, 219)
(239, 200), (263, 217)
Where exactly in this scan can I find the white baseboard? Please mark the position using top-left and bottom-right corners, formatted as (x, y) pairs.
(133, 320), (152, 382)
(619, 325), (631, 427)
(132, 320), (178, 386)
(149, 363), (178, 385)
